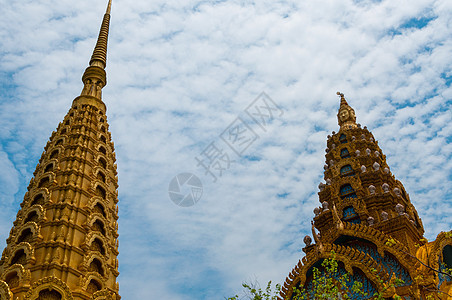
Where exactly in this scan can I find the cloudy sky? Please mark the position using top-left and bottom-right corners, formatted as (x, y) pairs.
(0, 0), (451, 299)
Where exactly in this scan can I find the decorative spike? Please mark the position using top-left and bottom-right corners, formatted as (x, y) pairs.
(344, 246), (351, 256)
(336, 92), (357, 128)
(106, 0), (112, 14)
(89, 0), (112, 68)
(297, 260), (303, 268)
(337, 91), (348, 106)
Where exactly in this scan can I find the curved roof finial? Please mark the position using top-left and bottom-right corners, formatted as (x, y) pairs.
(311, 221), (324, 253)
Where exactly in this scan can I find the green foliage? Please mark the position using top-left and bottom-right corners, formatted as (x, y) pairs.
(444, 231), (452, 239)
(226, 281), (281, 300)
(291, 252), (367, 300)
(446, 267), (452, 277)
(385, 238), (397, 247)
(228, 252), (367, 300)
(368, 266), (404, 300)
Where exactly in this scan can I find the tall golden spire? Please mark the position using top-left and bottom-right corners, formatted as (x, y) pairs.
(0, 1), (120, 299)
(79, 0), (112, 103)
(89, 0), (112, 69)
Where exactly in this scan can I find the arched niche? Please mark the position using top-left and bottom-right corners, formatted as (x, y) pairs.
(341, 206), (360, 224)
(93, 202), (107, 218)
(333, 235), (412, 286)
(10, 249), (27, 266)
(95, 186), (106, 200)
(4, 271), (19, 288)
(24, 277), (73, 300)
(83, 233), (108, 257)
(30, 192), (47, 207)
(442, 244), (452, 269)
(83, 275), (103, 294)
(2, 263), (30, 287)
(38, 289), (62, 299)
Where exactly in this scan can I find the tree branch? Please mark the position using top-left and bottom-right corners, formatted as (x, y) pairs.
(396, 248), (452, 280)
(425, 288), (452, 298)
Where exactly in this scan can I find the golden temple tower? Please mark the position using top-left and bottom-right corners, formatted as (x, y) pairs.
(280, 93), (452, 299)
(0, 1), (120, 299)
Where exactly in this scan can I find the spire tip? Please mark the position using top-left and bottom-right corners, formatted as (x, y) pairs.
(88, 0), (112, 69)
(81, 0), (112, 98)
(337, 91), (348, 107)
(336, 92), (357, 128)
(106, 0), (112, 14)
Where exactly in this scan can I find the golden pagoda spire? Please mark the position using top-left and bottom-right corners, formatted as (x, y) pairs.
(336, 92), (357, 129)
(79, 0), (112, 103)
(280, 95), (434, 300)
(0, 1), (120, 299)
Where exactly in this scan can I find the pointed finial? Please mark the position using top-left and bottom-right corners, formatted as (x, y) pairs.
(336, 92), (357, 129)
(337, 91), (348, 106)
(89, 0), (112, 69)
(106, 0), (112, 14)
(78, 0), (112, 103)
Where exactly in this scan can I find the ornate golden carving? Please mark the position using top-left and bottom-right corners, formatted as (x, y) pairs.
(0, 280), (13, 300)
(93, 289), (118, 300)
(25, 277), (74, 300)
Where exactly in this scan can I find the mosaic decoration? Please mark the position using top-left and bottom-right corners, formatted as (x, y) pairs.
(342, 207), (361, 224)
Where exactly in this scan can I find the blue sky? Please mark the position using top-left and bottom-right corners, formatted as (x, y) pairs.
(0, 0), (451, 299)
